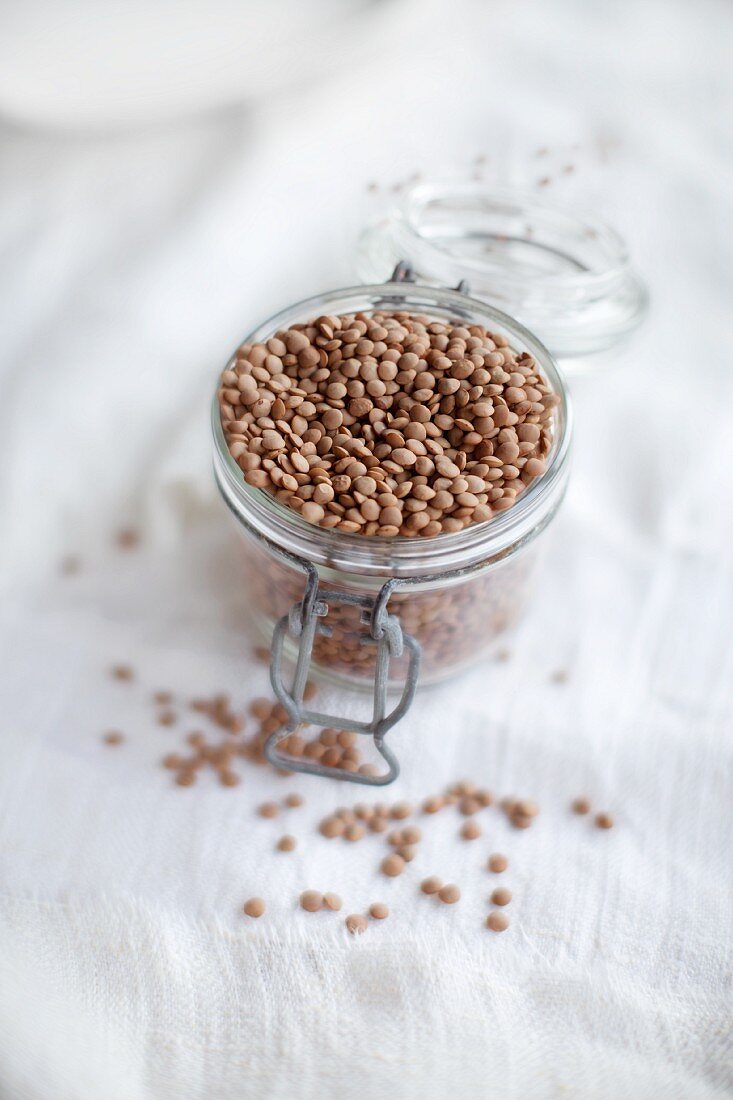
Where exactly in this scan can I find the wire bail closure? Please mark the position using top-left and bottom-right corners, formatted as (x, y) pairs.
(264, 562), (421, 785)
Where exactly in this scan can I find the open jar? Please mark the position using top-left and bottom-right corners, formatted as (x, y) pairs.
(212, 276), (571, 784)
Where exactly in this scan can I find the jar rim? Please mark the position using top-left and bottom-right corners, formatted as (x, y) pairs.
(212, 280), (572, 579)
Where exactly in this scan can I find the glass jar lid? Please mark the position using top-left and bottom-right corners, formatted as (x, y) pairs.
(356, 181), (648, 366)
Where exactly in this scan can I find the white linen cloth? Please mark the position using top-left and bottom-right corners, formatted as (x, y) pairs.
(1, 1), (732, 1097)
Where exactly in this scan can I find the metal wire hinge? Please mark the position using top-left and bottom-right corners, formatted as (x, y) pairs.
(391, 259), (471, 297)
(264, 566), (421, 785)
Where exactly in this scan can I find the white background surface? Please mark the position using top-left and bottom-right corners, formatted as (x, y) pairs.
(1, 1), (732, 1097)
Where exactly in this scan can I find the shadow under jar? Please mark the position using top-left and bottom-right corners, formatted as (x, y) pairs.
(213, 280), (571, 782)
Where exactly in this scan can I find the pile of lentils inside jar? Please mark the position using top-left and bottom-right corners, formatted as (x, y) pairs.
(218, 311), (557, 537)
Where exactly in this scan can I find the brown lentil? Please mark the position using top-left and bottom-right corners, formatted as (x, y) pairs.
(258, 801), (279, 819)
(115, 527), (140, 550)
(420, 876), (442, 895)
(491, 887), (512, 906)
(277, 835), (297, 852)
(369, 903), (389, 920)
(320, 816), (345, 838)
(514, 799), (539, 818)
(102, 730), (124, 746)
(595, 812), (614, 829)
(300, 890), (323, 912)
(381, 853), (406, 877)
(391, 801), (412, 820)
(323, 893), (343, 911)
(111, 665), (134, 681)
(243, 897), (266, 918)
(345, 914), (368, 935)
(486, 911), (509, 932)
(438, 884), (461, 905)
(460, 820), (482, 841)
(487, 854), (508, 873)
(572, 797), (591, 815)
(284, 793), (304, 808)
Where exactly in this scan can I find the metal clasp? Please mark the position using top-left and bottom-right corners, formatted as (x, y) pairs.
(264, 564), (421, 786)
(390, 259), (471, 297)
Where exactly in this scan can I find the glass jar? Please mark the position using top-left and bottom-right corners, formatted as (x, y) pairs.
(212, 279), (572, 782)
(357, 181), (648, 370)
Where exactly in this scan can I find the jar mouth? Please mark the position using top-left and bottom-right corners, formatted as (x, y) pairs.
(357, 182), (648, 361)
(212, 280), (572, 580)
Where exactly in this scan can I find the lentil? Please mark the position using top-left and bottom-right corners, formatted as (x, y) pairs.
(320, 816), (345, 838)
(487, 853), (508, 873)
(300, 890), (323, 912)
(421, 876), (443, 895)
(277, 835), (297, 852)
(595, 812), (614, 829)
(116, 527), (140, 549)
(102, 730), (124, 745)
(381, 854), (406, 877)
(369, 902), (389, 920)
(491, 887), (512, 906)
(460, 820), (481, 841)
(391, 801), (413, 820)
(345, 914), (368, 935)
(243, 897), (266, 918)
(438, 884), (461, 905)
(324, 893), (343, 911)
(486, 911), (509, 932)
(571, 797), (591, 815)
(111, 665), (134, 681)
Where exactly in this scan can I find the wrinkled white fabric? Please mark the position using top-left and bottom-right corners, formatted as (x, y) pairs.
(1, 0), (732, 1097)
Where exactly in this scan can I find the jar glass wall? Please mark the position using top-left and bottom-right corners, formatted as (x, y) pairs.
(213, 281), (571, 689)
